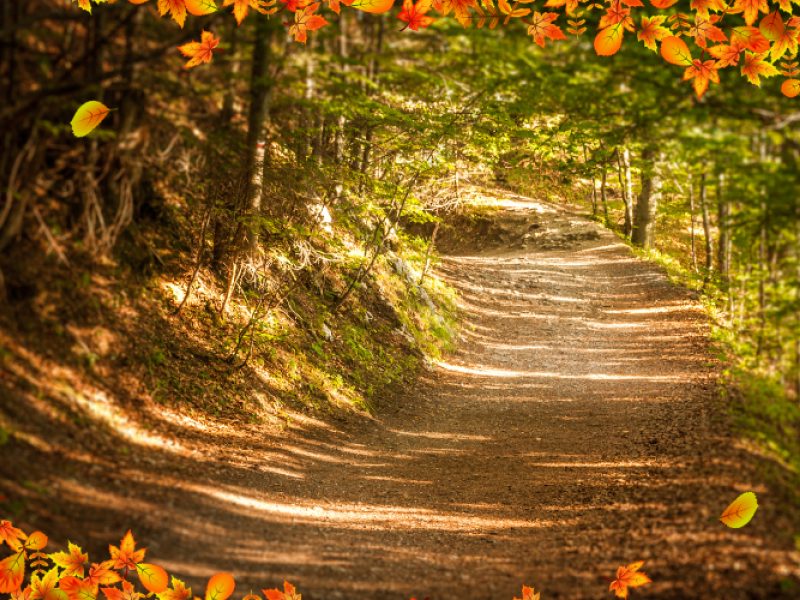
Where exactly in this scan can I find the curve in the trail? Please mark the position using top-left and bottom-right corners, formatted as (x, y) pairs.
(150, 197), (799, 600)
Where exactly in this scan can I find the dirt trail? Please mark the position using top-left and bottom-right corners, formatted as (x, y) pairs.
(10, 196), (799, 599)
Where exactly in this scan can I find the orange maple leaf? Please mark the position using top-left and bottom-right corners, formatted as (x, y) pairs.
(708, 41), (746, 67)
(598, 0), (630, 29)
(686, 13), (727, 48)
(278, 0), (311, 10)
(158, 0), (188, 28)
(683, 58), (720, 97)
(30, 567), (60, 600)
(108, 531), (146, 572)
(730, 26), (770, 52)
(439, 0), (475, 28)
(543, 0), (579, 16)
(0, 522), (27, 553)
(513, 586), (540, 600)
(83, 562), (123, 593)
(261, 581), (299, 600)
(49, 542), (89, 578)
(178, 30), (224, 68)
(157, 578), (192, 600)
(637, 15), (670, 52)
(733, 0), (768, 27)
(223, 0), (260, 24)
(690, 0), (726, 20)
(286, 3), (328, 43)
(741, 50), (780, 86)
(525, 12), (566, 49)
(399, 0), (437, 31)
(607, 561), (651, 598)
(102, 581), (142, 600)
(771, 27), (798, 62)
(10, 585), (32, 600)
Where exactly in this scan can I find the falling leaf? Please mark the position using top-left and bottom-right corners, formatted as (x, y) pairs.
(50, 543), (89, 578)
(71, 102), (114, 138)
(205, 575), (235, 600)
(660, 35), (693, 65)
(513, 587), (540, 600)
(594, 22), (625, 56)
(526, 12), (566, 49)
(185, 0), (219, 14)
(108, 531), (146, 572)
(0, 552), (25, 594)
(0, 521), (27, 553)
(637, 15), (670, 52)
(261, 582), (299, 600)
(286, 3), (329, 43)
(607, 561), (651, 598)
(136, 564), (169, 594)
(398, 0), (437, 31)
(719, 491), (759, 527)
(223, 0), (260, 24)
(178, 30), (224, 67)
(782, 78), (800, 97)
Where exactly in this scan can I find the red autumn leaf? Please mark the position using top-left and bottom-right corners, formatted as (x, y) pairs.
(526, 12), (566, 49)
(49, 543), (88, 578)
(261, 582), (299, 600)
(83, 563), (122, 594)
(649, 0), (678, 7)
(58, 578), (85, 600)
(178, 30), (224, 68)
(30, 567), (60, 600)
(399, 0), (437, 31)
(543, 0), (579, 16)
(278, 0), (311, 10)
(637, 15), (670, 52)
(108, 531), (146, 572)
(598, 0), (630, 29)
(223, 0), (260, 24)
(759, 11), (784, 41)
(0, 521), (27, 553)
(44, 591), (70, 600)
(158, 0), (188, 28)
(101, 582), (141, 600)
(771, 29), (798, 62)
(684, 58), (720, 96)
(286, 2), (328, 43)
(741, 50), (780, 85)
(0, 552), (25, 594)
(608, 561), (652, 598)
(346, 0), (396, 12)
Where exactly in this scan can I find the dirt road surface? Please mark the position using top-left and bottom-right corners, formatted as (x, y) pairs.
(6, 196), (800, 600)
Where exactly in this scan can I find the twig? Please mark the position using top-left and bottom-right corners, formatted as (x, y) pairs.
(32, 204), (69, 265)
(174, 208), (212, 316)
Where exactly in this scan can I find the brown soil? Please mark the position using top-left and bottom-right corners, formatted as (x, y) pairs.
(3, 196), (800, 600)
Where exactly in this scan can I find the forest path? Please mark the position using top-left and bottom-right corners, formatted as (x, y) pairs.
(152, 196), (798, 600)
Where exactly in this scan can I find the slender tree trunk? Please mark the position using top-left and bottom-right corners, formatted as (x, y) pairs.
(600, 163), (609, 223)
(617, 148), (632, 237)
(688, 173), (697, 273)
(631, 147), (661, 248)
(717, 172), (731, 282)
(699, 171), (713, 287)
(244, 15), (276, 255)
(333, 11), (349, 203)
(221, 20), (241, 123)
(585, 145), (597, 216)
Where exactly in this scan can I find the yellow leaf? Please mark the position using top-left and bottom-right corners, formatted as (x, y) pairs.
(71, 102), (114, 138)
(719, 491), (758, 528)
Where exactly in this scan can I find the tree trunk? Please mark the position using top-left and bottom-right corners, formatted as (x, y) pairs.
(600, 161), (609, 223)
(699, 171), (713, 287)
(244, 14), (276, 256)
(717, 172), (731, 281)
(333, 10), (349, 203)
(617, 148), (632, 237)
(688, 173), (697, 273)
(631, 147), (661, 248)
(221, 19), (241, 123)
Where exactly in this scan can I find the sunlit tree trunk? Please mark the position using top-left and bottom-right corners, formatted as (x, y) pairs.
(688, 173), (698, 273)
(717, 172), (731, 281)
(221, 20), (241, 123)
(600, 160), (609, 223)
(617, 148), (632, 237)
(333, 11), (349, 202)
(631, 147), (661, 248)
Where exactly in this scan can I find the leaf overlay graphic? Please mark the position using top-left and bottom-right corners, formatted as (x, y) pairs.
(71, 102), (114, 138)
(719, 491), (758, 528)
